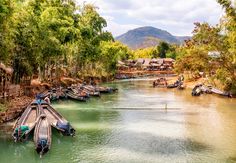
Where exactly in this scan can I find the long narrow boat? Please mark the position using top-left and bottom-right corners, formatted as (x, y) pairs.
(94, 86), (118, 93)
(43, 88), (67, 101)
(167, 83), (178, 88)
(69, 87), (90, 99)
(80, 85), (101, 97)
(12, 100), (39, 142)
(64, 89), (88, 102)
(83, 88), (100, 97)
(40, 101), (75, 136)
(210, 87), (232, 97)
(34, 106), (51, 157)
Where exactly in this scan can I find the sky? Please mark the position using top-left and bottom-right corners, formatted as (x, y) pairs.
(76, 0), (224, 37)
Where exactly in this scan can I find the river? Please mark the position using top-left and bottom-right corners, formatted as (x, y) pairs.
(1, 78), (236, 163)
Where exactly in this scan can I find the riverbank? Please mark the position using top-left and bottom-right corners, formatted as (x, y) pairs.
(0, 75), (231, 126)
(0, 96), (33, 124)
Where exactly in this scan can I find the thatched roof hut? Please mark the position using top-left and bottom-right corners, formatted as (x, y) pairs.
(151, 58), (158, 63)
(163, 58), (175, 63)
(143, 59), (151, 67)
(157, 59), (164, 65)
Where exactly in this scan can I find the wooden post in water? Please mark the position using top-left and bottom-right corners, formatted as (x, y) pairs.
(165, 103), (167, 110)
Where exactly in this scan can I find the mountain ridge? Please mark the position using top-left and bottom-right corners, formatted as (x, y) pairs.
(115, 26), (191, 49)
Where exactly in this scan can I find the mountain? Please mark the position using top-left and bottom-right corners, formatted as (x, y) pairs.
(116, 26), (191, 49)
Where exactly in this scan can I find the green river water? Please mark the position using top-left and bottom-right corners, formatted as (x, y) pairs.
(1, 78), (236, 163)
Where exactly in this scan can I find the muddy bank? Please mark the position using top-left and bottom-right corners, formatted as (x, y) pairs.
(0, 96), (33, 125)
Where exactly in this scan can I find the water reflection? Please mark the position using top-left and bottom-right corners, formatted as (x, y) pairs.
(0, 79), (236, 162)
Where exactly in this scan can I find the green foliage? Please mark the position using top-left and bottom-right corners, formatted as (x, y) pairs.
(133, 47), (157, 59)
(0, 0), (14, 62)
(157, 41), (169, 58)
(99, 41), (131, 74)
(0, 0), (183, 83)
(175, 46), (210, 74)
(77, 41), (131, 78)
(0, 103), (6, 112)
(166, 44), (178, 59)
(0, 0), (130, 82)
(175, 0), (236, 92)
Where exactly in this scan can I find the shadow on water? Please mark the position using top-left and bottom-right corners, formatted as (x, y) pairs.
(106, 130), (212, 155)
(147, 118), (199, 126)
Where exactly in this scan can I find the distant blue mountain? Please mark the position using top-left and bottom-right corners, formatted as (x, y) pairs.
(116, 26), (191, 49)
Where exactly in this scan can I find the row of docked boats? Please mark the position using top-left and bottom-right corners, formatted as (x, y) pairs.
(192, 84), (232, 97)
(12, 99), (75, 157)
(153, 77), (185, 90)
(43, 84), (118, 102)
(11, 84), (118, 157)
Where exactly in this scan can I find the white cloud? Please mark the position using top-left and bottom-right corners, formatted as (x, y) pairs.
(105, 21), (141, 37)
(77, 0), (224, 36)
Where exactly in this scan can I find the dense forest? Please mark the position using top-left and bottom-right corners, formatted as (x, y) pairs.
(0, 0), (131, 83)
(0, 0), (236, 93)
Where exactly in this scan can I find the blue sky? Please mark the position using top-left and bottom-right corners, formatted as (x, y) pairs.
(76, 0), (224, 36)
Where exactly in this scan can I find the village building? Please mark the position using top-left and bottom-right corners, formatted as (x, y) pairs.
(118, 58), (175, 72)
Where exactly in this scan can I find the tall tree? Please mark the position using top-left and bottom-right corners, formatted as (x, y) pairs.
(0, 0), (14, 63)
(157, 41), (169, 58)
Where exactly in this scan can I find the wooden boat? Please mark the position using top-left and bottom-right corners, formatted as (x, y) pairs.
(95, 86), (118, 93)
(12, 100), (39, 142)
(167, 83), (178, 88)
(69, 87), (90, 98)
(177, 83), (185, 90)
(84, 88), (100, 97)
(153, 78), (167, 88)
(44, 88), (67, 101)
(80, 85), (101, 97)
(192, 84), (203, 96)
(167, 79), (184, 89)
(210, 87), (232, 97)
(64, 89), (87, 102)
(34, 106), (51, 157)
(40, 101), (75, 136)
(201, 85), (212, 94)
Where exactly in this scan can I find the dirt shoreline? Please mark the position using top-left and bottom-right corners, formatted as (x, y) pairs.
(0, 96), (33, 125)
